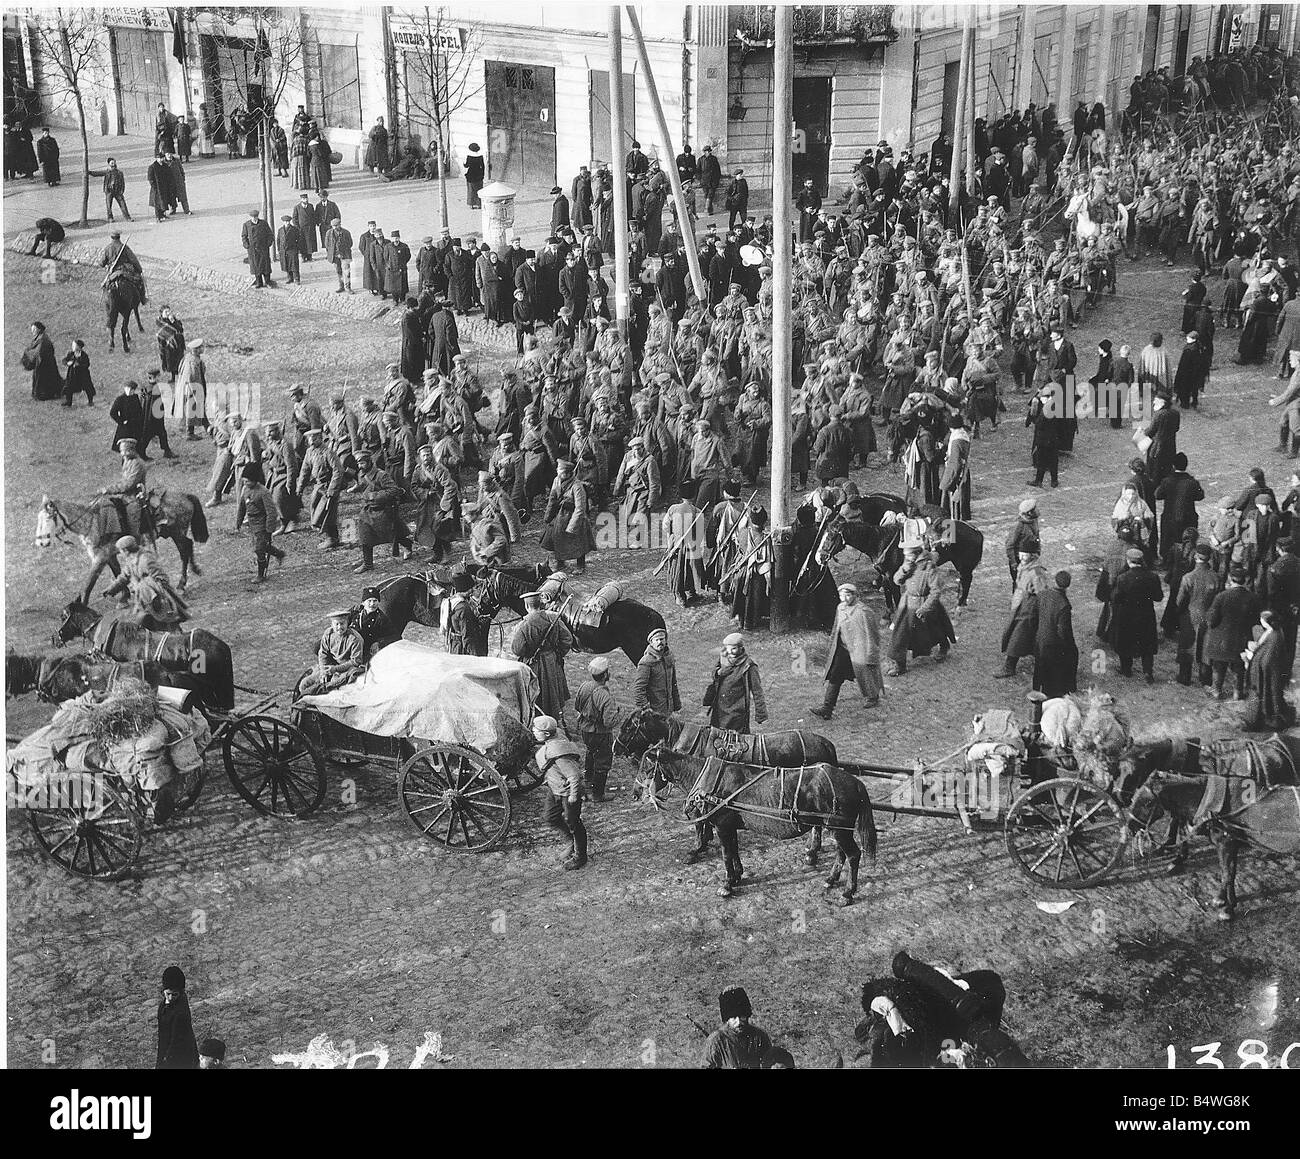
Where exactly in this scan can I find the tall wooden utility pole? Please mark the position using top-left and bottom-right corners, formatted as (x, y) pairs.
(965, 19), (977, 198)
(624, 5), (705, 303)
(608, 7), (631, 336)
(769, 3), (795, 634)
(947, 14), (971, 222)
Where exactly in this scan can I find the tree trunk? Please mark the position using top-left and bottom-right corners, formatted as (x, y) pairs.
(262, 118), (273, 225)
(436, 117), (450, 232)
(75, 94), (90, 227)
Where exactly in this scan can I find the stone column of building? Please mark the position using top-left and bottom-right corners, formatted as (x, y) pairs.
(1094, 5), (1116, 112)
(1013, 6), (1037, 111)
(878, 11), (916, 150)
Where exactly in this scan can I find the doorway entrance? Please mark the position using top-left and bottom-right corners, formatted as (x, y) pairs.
(485, 60), (556, 189)
(792, 76), (830, 195)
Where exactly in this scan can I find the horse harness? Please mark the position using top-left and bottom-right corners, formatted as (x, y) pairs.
(672, 754), (851, 831)
(91, 618), (199, 666)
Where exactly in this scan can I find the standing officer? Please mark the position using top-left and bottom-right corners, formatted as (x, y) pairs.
(574, 656), (622, 802)
(532, 715), (588, 870)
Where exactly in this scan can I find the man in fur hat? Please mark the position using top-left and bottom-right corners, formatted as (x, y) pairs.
(441, 568), (488, 656)
(700, 986), (772, 1069)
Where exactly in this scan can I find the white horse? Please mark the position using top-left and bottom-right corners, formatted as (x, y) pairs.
(1065, 189), (1101, 243)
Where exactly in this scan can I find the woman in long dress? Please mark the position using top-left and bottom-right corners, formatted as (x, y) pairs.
(308, 133), (332, 192)
(155, 306), (185, 383)
(290, 131), (310, 189)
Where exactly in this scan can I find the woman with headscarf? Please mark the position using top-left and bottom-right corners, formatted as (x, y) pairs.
(1111, 480), (1156, 559)
(1237, 266), (1282, 365)
(157, 965), (199, 1069)
(289, 129), (310, 189)
(155, 305), (185, 383)
(1136, 331), (1174, 392)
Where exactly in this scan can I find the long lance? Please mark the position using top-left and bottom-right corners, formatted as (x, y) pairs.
(718, 530), (771, 587)
(652, 504), (705, 577)
(705, 486), (758, 570)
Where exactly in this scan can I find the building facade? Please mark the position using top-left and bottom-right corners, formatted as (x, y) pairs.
(12, 5), (1300, 197)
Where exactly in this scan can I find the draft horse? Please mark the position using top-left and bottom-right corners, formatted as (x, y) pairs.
(636, 744), (877, 904)
(1127, 731), (1300, 920)
(615, 706), (840, 864)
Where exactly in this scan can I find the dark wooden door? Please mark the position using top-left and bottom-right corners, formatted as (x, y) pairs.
(792, 76), (830, 196)
(113, 28), (169, 137)
(485, 60), (556, 190)
(589, 68), (636, 167)
(940, 59), (961, 142)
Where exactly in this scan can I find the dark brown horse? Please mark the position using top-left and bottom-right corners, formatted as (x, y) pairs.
(54, 601), (235, 710)
(821, 492), (984, 610)
(105, 278), (145, 351)
(459, 563), (666, 663)
(6, 648), (176, 703)
(37, 492), (208, 601)
(636, 744), (877, 903)
(615, 706), (840, 864)
(1128, 731), (1300, 920)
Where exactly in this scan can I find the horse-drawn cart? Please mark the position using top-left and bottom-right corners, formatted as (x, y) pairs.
(7, 641), (541, 879)
(841, 703), (1135, 890)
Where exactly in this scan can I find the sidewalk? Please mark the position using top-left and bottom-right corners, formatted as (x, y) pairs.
(1, 130), (564, 292)
(2, 129), (766, 294)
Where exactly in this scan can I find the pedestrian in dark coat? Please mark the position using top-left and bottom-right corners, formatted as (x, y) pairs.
(1173, 332), (1210, 409)
(35, 127), (60, 185)
(400, 298), (425, 384)
(275, 216), (303, 283)
(1005, 500), (1041, 584)
(635, 629), (681, 715)
(241, 209), (274, 287)
(1154, 452), (1204, 564)
(62, 339), (94, 406)
(384, 231), (412, 299)
(1142, 394), (1180, 484)
(997, 561), (1047, 677)
(146, 154), (172, 221)
(1203, 568), (1260, 699)
(156, 965), (199, 1070)
(22, 321), (63, 401)
(551, 186), (570, 232)
(703, 634), (767, 732)
(447, 242), (476, 313)
(427, 300), (460, 374)
(1243, 611), (1296, 731)
(1174, 543), (1221, 685)
(109, 381), (145, 449)
(464, 143), (485, 207)
(1107, 548), (1163, 680)
(292, 193), (318, 258)
(1033, 571), (1079, 696)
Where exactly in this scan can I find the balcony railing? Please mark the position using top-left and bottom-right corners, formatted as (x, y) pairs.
(729, 5), (898, 47)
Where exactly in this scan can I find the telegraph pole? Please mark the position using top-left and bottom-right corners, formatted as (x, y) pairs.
(624, 5), (705, 303)
(964, 15), (978, 200)
(769, 3), (795, 634)
(608, 7), (631, 337)
(947, 14), (971, 222)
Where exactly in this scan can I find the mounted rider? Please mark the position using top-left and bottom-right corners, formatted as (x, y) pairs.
(100, 229), (147, 304)
(99, 438), (159, 541)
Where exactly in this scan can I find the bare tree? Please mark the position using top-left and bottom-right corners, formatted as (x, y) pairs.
(394, 7), (483, 230)
(29, 8), (110, 227)
(205, 6), (307, 225)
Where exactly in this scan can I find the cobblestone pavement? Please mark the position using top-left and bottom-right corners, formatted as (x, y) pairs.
(5, 248), (1299, 1069)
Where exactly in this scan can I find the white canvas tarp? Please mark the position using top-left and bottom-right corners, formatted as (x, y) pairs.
(296, 641), (537, 751)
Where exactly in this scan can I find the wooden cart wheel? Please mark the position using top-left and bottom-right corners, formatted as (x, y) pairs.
(398, 743), (511, 852)
(222, 714), (326, 818)
(1005, 777), (1128, 889)
(27, 775), (143, 880)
